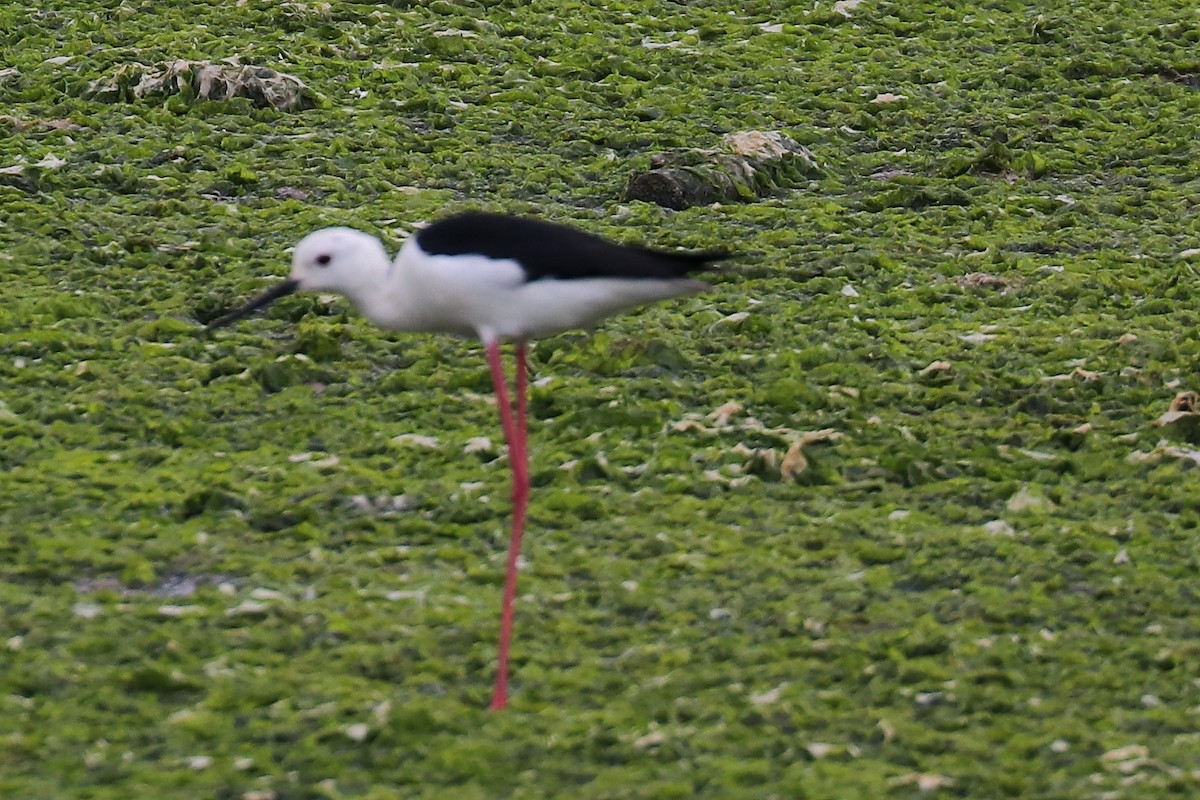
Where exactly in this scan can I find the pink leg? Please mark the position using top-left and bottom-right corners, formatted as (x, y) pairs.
(516, 341), (529, 475)
(485, 340), (530, 711)
(514, 342), (530, 577)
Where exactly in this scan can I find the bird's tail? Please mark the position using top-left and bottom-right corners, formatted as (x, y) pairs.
(640, 247), (735, 277)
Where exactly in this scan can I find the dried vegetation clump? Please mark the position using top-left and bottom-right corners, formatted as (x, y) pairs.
(85, 59), (322, 111)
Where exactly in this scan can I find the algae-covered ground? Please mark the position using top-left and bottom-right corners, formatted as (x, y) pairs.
(2, 1), (1200, 797)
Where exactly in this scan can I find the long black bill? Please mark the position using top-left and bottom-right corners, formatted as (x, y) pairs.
(205, 279), (300, 332)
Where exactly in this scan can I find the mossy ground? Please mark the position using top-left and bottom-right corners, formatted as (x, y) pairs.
(2, 1), (1200, 797)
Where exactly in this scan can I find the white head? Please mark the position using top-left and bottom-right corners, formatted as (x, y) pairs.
(290, 227), (392, 293)
(206, 227), (393, 332)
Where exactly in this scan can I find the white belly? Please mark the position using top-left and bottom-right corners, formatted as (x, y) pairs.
(367, 249), (707, 341)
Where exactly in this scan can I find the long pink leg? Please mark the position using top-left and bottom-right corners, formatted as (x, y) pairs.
(485, 340), (530, 711)
(514, 342), (530, 574)
(516, 341), (529, 455)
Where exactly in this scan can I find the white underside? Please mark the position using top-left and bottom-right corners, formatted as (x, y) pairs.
(352, 244), (708, 341)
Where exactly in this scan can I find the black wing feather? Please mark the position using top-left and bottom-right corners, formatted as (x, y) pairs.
(415, 211), (729, 282)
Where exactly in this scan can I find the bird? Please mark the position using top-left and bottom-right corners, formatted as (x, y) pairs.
(206, 210), (728, 710)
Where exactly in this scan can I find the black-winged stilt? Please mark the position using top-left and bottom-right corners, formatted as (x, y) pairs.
(207, 211), (727, 709)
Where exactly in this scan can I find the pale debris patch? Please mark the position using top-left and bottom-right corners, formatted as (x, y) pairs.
(806, 741), (861, 759)
(391, 433), (440, 448)
(1131, 438), (1200, 467)
(1160, 444), (1200, 466)
(712, 310), (750, 327)
(707, 401), (744, 426)
(840, 283), (860, 297)
(1016, 447), (1058, 462)
(781, 428), (842, 483)
(463, 436), (493, 454)
(384, 589), (427, 603)
(1153, 390), (1199, 427)
(673, 404), (842, 483)
(158, 604), (203, 617)
(888, 773), (954, 791)
(918, 360), (953, 377)
(280, 0), (333, 14)
(960, 332), (997, 344)
(776, 442), (806, 481)
(632, 729), (669, 750)
(343, 723), (371, 742)
(1125, 448), (1157, 465)
(1041, 367), (1101, 382)
(830, 384), (860, 399)
(749, 683), (787, 706)
(672, 403), (799, 439)
(869, 92), (907, 104)
(1101, 744), (1149, 772)
(350, 494), (413, 514)
(225, 600), (269, 616)
(1178, 247), (1200, 260)
(806, 742), (836, 758)
(74, 602), (103, 619)
(203, 658), (236, 678)
(956, 272), (1014, 291)
(1006, 487), (1056, 513)
(168, 708), (199, 725)
(982, 519), (1015, 536)
(701, 469), (755, 488)
(723, 130), (815, 164)
(833, 0), (865, 17)
(34, 153), (67, 169)
(156, 240), (201, 253)
(86, 59), (321, 112)
(641, 37), (684, 49)
(288, 451), (340, 468)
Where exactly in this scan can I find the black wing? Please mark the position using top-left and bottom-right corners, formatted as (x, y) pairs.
(414, 211), (729, 282)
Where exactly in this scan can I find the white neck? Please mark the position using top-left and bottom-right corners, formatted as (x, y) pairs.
(326, 242), (397, 326)
(339, 238), (425, 331)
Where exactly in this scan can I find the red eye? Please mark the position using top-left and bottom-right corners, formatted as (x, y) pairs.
(315, 254), (332, 266)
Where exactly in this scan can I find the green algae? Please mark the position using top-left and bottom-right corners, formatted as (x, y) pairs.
(2, 0), (1200, 798)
